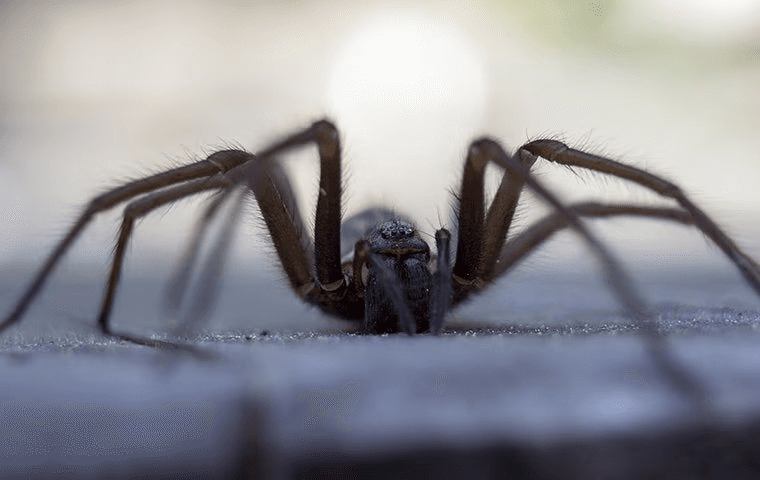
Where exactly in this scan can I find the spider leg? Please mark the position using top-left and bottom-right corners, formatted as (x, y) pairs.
(1, 119), (347, 341)
(164, 185), (240, 316)
(175, 186), (247, 334)
(491, 202), (693, 283)
(243, 120), (344, 299)
(166, 119), (347, 331)
(430, 229), (452, 335)
(459, 141), (650, 325)
(452, 141), (537, 288)
(522, 139), (760, 298)
(509, 147), (711, 414)
(0, 150), (249, 333)
(459, 140), (711, 415)
(98, 175), (235, 341)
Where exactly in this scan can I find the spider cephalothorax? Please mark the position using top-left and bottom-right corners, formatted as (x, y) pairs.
(363, 218), (434, 334)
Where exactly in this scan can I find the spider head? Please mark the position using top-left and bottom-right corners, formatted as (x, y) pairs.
(368, 219), (430, 260)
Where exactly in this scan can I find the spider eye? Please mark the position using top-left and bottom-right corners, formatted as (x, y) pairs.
(378, 219), (414, 240)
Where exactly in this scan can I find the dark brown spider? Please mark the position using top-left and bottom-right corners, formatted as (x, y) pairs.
(2, 119), (760, 355)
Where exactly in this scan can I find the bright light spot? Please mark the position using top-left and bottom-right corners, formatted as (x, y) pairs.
(329, 11), (487, 127)
(326, 10), (488, 220)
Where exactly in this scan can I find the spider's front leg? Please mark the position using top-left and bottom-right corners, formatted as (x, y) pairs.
(245, 120), (363, 317)
(449, 139), (710, 413)
(266, 121), (459, 336)
(452, 138), (660, 328)
(263, 120), (446, 333)
(451, 139), (537, 303)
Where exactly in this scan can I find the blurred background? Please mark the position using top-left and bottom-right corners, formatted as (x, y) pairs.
(1, 0), (759, 333)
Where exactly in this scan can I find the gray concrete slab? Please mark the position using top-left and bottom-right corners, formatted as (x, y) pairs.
(2, 267), (760, 478)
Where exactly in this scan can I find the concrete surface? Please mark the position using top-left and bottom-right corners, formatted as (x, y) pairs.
(2, 267), (760, 479)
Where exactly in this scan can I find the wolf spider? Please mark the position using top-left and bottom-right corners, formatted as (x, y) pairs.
(2, 119), (760, 354)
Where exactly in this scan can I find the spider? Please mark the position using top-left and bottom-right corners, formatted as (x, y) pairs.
(2, 119), (760, 353)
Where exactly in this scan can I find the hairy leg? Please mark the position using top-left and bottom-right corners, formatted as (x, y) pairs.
(455, 139), (711, 416)
(492, 202), (692, 281)
(0, 150), (249, 333)
(522, 139), (760, 296)
(164, 187), (240, 316)
(98, 175), (234, 342)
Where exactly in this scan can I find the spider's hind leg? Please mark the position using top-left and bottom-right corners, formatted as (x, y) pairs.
(492, 202), (694, 279)
(522, 139), (760, 298)
(98, 174), (235, 344)
(0, 151), (248, 335)
(164, 185), (239, 317)
(173, 186), (248, 334)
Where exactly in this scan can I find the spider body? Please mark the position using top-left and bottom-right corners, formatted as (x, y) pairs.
(2, 118), (760, 353)
(295, 213), (440, 334)
(360, 218), (434, 334)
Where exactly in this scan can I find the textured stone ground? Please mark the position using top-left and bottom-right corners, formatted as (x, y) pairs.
(2, 268), (760, 479)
